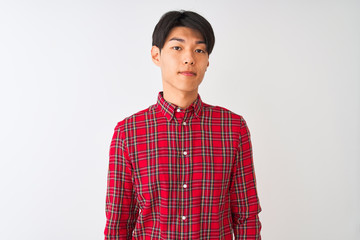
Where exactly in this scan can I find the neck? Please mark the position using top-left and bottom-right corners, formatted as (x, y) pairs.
(162, 88), (198, 109)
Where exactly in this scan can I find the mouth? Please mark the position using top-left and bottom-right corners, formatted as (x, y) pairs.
(179, 71), (196, 76)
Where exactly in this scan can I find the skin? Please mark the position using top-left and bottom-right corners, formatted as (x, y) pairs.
(151, 26), (210, 109)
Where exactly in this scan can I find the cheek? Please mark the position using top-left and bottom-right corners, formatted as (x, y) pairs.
(161, 55), (177, 70)
(197, 58), (209, 69)
(199, 64), (208, 74)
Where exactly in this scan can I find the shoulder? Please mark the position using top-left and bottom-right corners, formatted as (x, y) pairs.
(202, 102), (247, 126)
(114, 104), (157, 132)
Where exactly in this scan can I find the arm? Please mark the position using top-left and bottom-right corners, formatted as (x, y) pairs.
(104, 123), (139, 240)
(230, 117), (262, 240)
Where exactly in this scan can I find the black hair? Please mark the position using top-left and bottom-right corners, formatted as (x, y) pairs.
(152, 10), (215, 55)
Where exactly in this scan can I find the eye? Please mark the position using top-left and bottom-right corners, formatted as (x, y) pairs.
(172, 46), (181, 50)
(195, 49), (206, 53)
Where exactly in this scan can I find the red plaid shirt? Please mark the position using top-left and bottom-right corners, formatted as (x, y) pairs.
(104, 91), (261, 239)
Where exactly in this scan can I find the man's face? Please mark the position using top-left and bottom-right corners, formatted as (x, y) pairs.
(151, 26), (209, 94)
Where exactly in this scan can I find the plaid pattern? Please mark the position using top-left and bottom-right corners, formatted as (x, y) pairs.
(104, 91), (261, 240)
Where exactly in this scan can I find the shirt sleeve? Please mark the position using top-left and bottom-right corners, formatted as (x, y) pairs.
(230, 117), (262, 239)
(104, 123), (139, 240)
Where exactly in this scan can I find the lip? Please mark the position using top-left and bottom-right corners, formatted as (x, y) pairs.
(179, 71), (196, 76)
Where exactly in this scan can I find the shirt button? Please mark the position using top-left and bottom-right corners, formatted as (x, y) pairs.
(182, 121), (186, 125)
(176, 108), (181, 112)
(182, 216), (187, 220)
(183, 184), (187, 188)
(183, 151), (187, 155)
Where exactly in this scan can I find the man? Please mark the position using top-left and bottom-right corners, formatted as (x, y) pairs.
(104, 10), (262, 240)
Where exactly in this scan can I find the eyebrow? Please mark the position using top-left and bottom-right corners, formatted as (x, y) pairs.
(169, 37), (206, 45)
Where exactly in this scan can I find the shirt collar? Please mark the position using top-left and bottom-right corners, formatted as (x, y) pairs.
(156, 91), (203, 122)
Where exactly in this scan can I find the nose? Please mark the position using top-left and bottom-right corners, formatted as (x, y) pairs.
(183, 51), (195, 65)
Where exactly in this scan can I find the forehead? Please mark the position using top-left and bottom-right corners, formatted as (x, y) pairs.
(165, 26), (204, 42)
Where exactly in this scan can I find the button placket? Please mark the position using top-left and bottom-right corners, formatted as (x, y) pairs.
(177, 107), (191, 226)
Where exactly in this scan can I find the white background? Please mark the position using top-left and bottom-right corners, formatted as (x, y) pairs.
(0, 0), (359, 239)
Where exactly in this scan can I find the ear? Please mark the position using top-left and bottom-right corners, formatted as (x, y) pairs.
(151, 46), (161, 66)
(206, 60), (209, 71)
